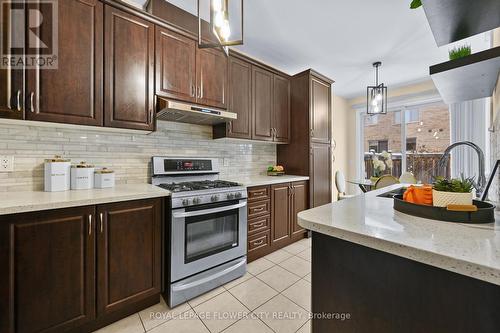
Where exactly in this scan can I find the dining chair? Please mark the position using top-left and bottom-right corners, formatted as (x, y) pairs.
(335, 171), (356, 200)
(374, 175), (400, 189)
(399, 172), (417, 184)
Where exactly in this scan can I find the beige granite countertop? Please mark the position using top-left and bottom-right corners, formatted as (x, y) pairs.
(0, 184), (170, 216)
(227, 175), (310, 187)
(298, 184), (500, 286)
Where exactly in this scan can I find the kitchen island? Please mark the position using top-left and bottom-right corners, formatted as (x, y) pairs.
(298, 184), (500, 333)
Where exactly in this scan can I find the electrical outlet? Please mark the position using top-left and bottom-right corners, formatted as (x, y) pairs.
(0, 156), (14, 172)
(223, 158), (230, 167)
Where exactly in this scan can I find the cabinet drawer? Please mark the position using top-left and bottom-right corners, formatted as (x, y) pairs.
(248, 230), (271, 252)
(248, 186), (270, 202)
(248, 200), (270, 218)
(248, 215), (270, 235)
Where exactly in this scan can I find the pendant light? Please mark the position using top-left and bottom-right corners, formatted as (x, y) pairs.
(197, 0), (244, 56)
(367, 61), (388, 114)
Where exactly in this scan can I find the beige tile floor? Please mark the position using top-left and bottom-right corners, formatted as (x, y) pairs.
(94, 237), (312, 333)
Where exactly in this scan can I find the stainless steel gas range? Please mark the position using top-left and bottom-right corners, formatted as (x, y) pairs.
(152, 157), (247, 307)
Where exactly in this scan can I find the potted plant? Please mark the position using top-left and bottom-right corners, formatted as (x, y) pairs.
(449, 45), (471, 60)
(370, 151), (393, 182)
(432, 176), (475, 207)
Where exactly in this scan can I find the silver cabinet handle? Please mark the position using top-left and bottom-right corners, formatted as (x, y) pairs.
(251, 222), (265, 228)
(252, 239), (265, 246)
(88, 215), (92, 236)
(29, 92), (35, 113)
(16, 90), (21, 111)
(191, 84), (195, 97)
(99, 213), (104, 233)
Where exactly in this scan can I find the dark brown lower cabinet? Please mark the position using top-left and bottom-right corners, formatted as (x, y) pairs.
(0, 198), (163, 333)
(247, 181), (308, 262)
(97, 200), (162, 316)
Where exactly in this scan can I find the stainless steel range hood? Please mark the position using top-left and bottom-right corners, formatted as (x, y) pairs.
(156, 98), (237, 125)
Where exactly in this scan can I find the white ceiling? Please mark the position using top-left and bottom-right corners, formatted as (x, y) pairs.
(129, 0), (491, 98)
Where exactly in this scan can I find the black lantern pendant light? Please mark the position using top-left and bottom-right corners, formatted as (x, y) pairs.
(367, 61), (388, 114)
(197, 0), (244, 56)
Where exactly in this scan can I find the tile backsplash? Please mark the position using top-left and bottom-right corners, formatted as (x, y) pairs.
(0, 120), (276, 192)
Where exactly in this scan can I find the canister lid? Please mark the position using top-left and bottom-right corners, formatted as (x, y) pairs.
(72, 161), (94, 168)
(45, 155), (71, 163)
(95, 168), (114, 174)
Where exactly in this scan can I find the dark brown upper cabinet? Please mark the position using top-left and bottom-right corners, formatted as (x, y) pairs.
(196, 47), (228, 109)
(0, 0), (24, 120)
(273, 74), (291, 143)
(97, 199), (162, 316)
(25, 0), (104, 126)
(104, 5), (155, 131)
(310, 76), (331, 144)
(252, 66), (274, 141)
(223, 55), (252, 139)
(0, 206), (96, 333)
(155, 26), (197, 103)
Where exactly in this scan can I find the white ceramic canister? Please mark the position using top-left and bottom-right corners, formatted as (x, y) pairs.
(44, 156), (71, 192)
(71, 162), (95, 190)
(94, 168), (115, 189)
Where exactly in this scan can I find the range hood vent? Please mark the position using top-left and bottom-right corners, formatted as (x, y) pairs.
(156, 98), (237, 125)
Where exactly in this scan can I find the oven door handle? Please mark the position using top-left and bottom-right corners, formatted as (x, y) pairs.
(172, 201), (247, 218)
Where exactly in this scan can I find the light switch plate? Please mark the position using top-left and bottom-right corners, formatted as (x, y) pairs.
(223, 158), (230, 167)
(0, 155), (14, 172)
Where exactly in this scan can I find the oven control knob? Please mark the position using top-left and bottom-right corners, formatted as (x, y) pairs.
(182, 199), (191, 206)
(211, 195), (219, 202)
(192, 197), (201, 205)
(227, 193), (235, 200)
(235, 192), (242, 199)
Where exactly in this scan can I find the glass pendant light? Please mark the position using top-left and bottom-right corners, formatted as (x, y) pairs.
(367, 62), (388, 115)
(197, 0), (244, 56)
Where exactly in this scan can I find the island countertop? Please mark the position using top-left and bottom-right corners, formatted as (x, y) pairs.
(298, 184), (500, 286)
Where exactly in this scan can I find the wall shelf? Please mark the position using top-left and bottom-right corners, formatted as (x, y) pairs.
(421, 0), (500, 46)
(430, 46), (500, 104)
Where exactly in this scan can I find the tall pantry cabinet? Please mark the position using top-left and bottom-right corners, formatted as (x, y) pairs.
(277, 69), (334, 208)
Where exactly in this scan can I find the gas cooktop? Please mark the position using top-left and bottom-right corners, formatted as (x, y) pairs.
(157, 180), (241, 193)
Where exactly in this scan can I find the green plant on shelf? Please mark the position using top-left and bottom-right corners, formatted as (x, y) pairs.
(433, 176), (475, 193)
(448, 45), (471, 60)
(410, 0), (422, 9)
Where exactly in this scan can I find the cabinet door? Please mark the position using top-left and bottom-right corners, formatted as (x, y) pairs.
(104, 5), (154, 130)
(26, 0), (103, 126)
(196, 47), (228, 109)
(310, 77), (331, 144)
(227, 56), (252, 139)
(155, 26), (196, 103)
(97, 199), (162, 316)
(291, 181), (308, 237)
(310, 143), (332, 207)
(273, 74), (290, 143)
(0, 206), (96, 333)
(0, 0), (24, 120)
(252, 66), (273, 141)
(271, 183), (291, 247)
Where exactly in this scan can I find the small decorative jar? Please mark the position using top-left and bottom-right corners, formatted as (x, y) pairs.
(94, 168), (115, 189)
(71, 162), (95, 190)
(44, 156), (71, 192)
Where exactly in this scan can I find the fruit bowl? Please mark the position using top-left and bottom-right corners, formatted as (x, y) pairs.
(267, 171), (285, 176)
(267, 165), (285, 176)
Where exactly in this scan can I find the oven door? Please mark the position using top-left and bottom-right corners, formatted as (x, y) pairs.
(170, 199), (247, 282)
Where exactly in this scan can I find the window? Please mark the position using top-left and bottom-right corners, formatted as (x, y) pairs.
(394, 109), (420, 124)
(368, 140), (388, 153)
(406, 137), (417, 151)
(360, 102), (451, 183)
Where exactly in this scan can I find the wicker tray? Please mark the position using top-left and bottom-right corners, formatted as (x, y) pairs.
(393, 194), (495, 224)
(267, 171), (285, 176)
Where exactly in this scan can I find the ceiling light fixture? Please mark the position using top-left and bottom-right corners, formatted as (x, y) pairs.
(197, 0), (244, 56)
(367, 61), (388, 115)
